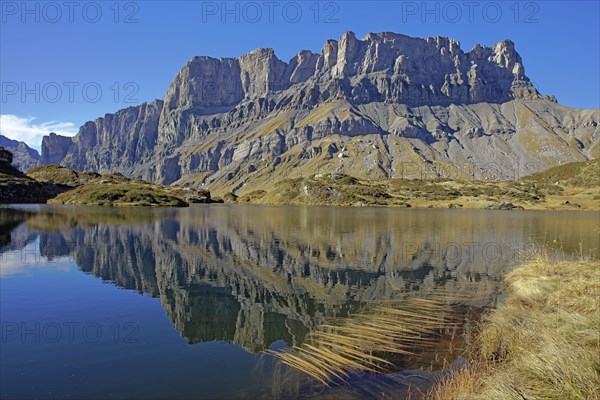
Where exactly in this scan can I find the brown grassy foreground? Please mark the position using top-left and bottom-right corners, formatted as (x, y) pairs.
(429, 257), (600, 399)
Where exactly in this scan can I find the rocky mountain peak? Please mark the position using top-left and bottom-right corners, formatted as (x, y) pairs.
(160, 30), (536, 113)
(491, 39), (524, 75)
(38, 32), (596, 189)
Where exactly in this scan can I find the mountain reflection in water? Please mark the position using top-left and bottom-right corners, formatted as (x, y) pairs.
(2, 205), (597, 356)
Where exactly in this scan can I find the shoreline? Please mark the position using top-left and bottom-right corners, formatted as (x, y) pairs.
(2, 201), (599, 212)
(231, 197), (600, 211)
(2, 159), (598, 210)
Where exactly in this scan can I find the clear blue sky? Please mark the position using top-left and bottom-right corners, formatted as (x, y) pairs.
(1, 0), (599, 149)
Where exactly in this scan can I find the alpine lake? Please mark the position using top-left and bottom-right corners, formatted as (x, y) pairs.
(1, 204), (598, 399)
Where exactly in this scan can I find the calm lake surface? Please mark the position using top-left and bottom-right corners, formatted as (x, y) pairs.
(1, 205), (599, 399)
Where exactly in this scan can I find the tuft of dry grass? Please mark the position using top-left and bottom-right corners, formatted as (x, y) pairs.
(429, 256), (600, 400)
(268, 297), (460, 386)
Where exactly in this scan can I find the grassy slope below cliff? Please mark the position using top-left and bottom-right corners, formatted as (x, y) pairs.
(231, 159), (599, 210)
(428, 256), (600, 399)
(517, 158), (600, 210)
(524, 158), (600, 186)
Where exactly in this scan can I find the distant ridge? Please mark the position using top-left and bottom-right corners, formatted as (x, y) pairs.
(0, 135), (40, 172)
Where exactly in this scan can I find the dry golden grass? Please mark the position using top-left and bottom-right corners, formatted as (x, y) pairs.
(429, 256), (600, 400)
(268, 297), (461, 386)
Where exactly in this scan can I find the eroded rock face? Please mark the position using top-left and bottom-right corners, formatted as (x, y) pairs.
(40, 32), (599, 189)
(42, 101), (163, 176)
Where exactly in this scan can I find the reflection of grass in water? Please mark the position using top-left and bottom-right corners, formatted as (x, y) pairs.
(268, 297), (461, 386)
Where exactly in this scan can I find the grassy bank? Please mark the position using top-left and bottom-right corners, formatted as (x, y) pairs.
(429, 257), (600, 399)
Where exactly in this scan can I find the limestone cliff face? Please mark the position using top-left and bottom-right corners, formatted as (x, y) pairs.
(40, 32), (599, 190)
(42, 101), (164, 176)
(41, 132), (75, 165)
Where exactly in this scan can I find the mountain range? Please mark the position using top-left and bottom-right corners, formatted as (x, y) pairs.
(6, 32), (599, 195)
